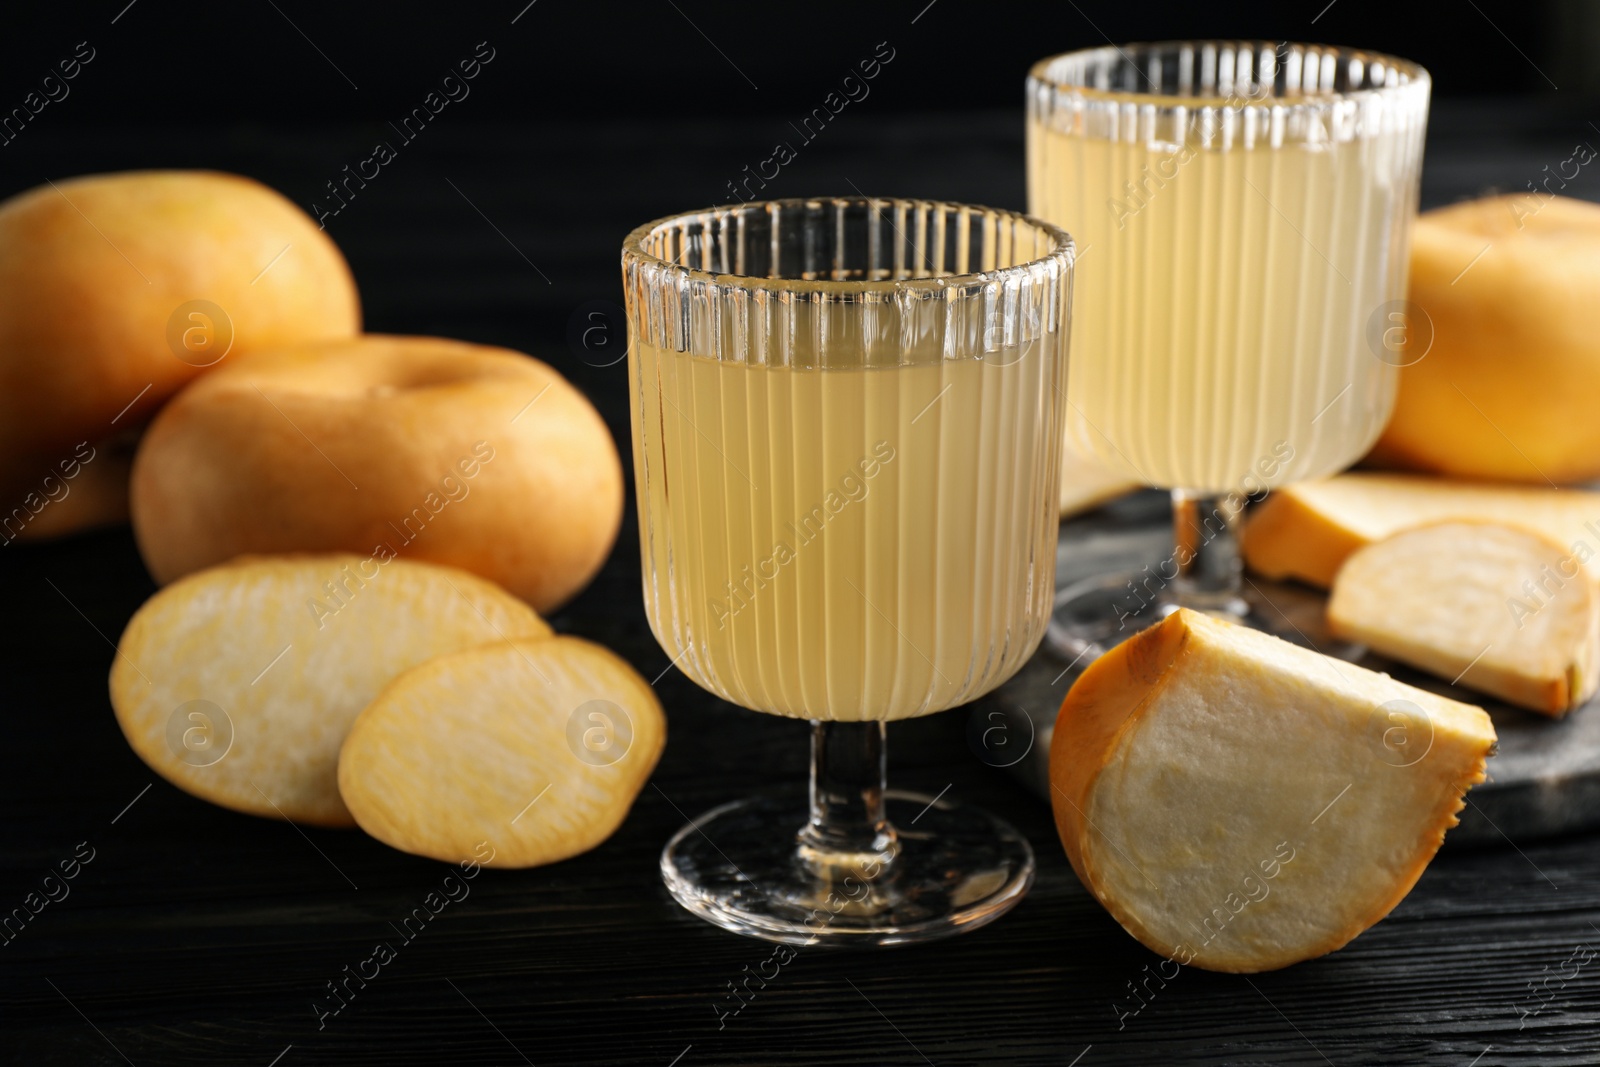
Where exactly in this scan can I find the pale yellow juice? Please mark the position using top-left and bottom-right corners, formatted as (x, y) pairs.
(1029, 108), (1418, 493)
(631, 342), (1062, 721)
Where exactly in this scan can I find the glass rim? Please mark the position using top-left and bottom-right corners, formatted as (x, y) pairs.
(620, 196), (1075, 298)
(1027, 40), (1430, 112)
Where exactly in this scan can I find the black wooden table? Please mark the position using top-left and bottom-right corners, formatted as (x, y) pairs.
(3, 105), (1599, 1066)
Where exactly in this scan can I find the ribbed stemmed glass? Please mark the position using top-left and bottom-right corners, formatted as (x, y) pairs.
(1027, 42), (1430, 659)
(623, 198), (1074, 945)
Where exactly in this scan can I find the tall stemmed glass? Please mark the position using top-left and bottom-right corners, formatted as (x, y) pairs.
(623, 198), (1073, 945)
(1027, 42), (1430, 658)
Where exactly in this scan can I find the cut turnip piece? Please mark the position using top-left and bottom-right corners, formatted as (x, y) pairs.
(110, 554), (550, 826)
(1328, 520), (1598, 716)
(1050, 608), (1495, 972)
(339, 636), (665, 868)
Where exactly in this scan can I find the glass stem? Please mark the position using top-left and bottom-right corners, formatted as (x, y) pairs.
(796, 721), (898, 881)
(1169, 489), (1248, 617)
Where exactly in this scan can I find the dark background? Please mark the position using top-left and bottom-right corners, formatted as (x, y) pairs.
(4, 0), (1598, 120)
(3, 2), (1599, 1065)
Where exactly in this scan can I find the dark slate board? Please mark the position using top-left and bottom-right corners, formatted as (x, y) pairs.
(983, 490), (1600, 846)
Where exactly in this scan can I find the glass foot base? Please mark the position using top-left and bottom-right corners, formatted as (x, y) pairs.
(1044, 567), (1366, 668)
(660, 789), (1035, 947)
